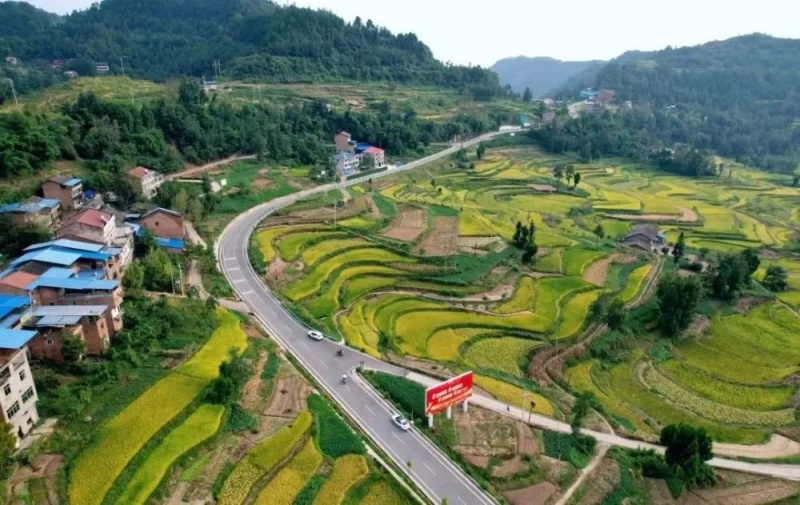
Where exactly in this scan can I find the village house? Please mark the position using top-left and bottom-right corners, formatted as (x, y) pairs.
(25, 305), (112, 361)
(202, 78), (217, 92)
(0, 197), (62, 229)
(334, 131), (357, 153)
(334, 152), (359, 176)
(4, 56), (18, 66)
(623, 224), (665, 252)
(139, 207), (185, 240)
(41, 175), (85, 212)
(57, 208), (135, 268)
(361, 146), (385, 168)
(0, 328), (39, 444)
(542, 111), (556, 124)
(332, 133), (385, 175)
(63, 71), (78, 79)
(1, 240), (122, 281)
(126, 166), (164, 200)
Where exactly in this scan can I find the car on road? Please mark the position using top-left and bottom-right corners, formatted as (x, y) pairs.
(307, 330), (324, 341)
(391, 413), (411, 431)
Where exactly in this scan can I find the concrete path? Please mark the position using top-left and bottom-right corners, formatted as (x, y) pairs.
(184, 221), (207, 249)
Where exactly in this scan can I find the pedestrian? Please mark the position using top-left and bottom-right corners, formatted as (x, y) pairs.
(506, 404), (510, 412)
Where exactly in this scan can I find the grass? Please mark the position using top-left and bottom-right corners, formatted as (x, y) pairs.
(618, 264), (652, 303)
(533, 276), (591, 323)
(253, 437), (323, 505)
(495, 276), (535, 314)
(371, 192), (397, 217)
(68, 308), (247, 505)
(312, 455), (369, 505)
(115, 404), (225, 504)
(563, 248), (607, 277)
(307, 394), (365, 458)
(218, 411), (313, 505)
(555, 289), (602, 339)
(357, 479), (413, 505)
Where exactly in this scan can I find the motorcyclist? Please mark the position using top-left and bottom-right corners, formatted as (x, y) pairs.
(337, 349), (343, 357)
(341, 374), (347, 384)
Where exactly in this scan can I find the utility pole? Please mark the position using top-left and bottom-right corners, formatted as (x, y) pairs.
(120, 57), (125, 77)
(5, 78), (18, 106)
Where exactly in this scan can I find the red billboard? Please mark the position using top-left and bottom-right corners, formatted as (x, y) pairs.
(425, 372), (474, 416)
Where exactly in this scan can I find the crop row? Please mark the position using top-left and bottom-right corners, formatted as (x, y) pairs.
(642, 366), (795, 427)
(463, 337), (542, 375)
(219, 411), (313, 505)
(495, 276), (535, 314)
(360, 479), (411, 505)
(277, 231), (346, 261)
(253, 438), (322, 505)
(312, 455), (369, 505)
(308, 265), (404, 318)
(618, 263), (651, 303)
(115, 404), (225, 504)
(473, 375), (554, 417)
(256, 225), (318, 263)
(307, 394), (365, 458)
(426, 327), (486, 362)
(554, 289), (603, 340)
(68, 308), (247, 505)
(563, 249), (607, 277)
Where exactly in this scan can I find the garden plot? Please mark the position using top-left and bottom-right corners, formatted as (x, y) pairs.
(583, 253), (637, 286)
(382, 205), (427, 241)
(416, 215), (459, 255)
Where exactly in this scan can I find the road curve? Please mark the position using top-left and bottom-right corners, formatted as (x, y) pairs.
(218, 130), (513, 505)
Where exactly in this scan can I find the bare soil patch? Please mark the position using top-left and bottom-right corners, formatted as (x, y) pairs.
(383, 206), (427, 241)
(734, 296), (767, 314)
(502, 481), (558, 505)
(453, 407), (517, 457)
(266, 255), (289, 282)
(242, 352), (268, 412)
(458, 236), (503, 255)
(689, 478), (799, 505)
(515, 422), (538, 456)
(646, 478), (680, 505)
(583, 253), (637, 286)
(603, 206), (699, 223)
(577, 458), (620, 505)
(8, 454), (62, 505)
(263, 375), (312, 420)
(492, 456), (529, 478)
(461, 453), (490, 468)
(415, 216), (459, 256)
(713, 434), (800, 459)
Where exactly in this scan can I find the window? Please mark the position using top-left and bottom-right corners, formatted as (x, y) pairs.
(155, 221), (160, 226)
(3, 384), (10, 396)
(46, 339), (53, 345)
(22, 387), (34, 403)
(6, 401), (19, 419)
(18, 370), (25, 381)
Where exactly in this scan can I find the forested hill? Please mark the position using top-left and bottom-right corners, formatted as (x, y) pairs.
(0, 0), (499, 93)
(544, 35), (800, 172)
(490, 56), (604, 97)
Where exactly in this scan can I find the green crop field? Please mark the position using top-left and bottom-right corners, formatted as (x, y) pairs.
(258, 148), (800, 441)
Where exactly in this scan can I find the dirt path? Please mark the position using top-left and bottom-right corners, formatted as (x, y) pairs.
(186, 260), (209, 300)
(554, 444), (610, 505)
(185, 221), (207, 249)
(715, 435), (800, 459)
(242, 352), (268, 412)
(165, 154), (257, 181)
(603, 206), (699, 223)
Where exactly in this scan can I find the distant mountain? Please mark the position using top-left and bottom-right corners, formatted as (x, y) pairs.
(490, 56), (605, 97)
(0, 0), (499, 93)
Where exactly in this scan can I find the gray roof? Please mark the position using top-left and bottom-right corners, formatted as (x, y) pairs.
(625, 223), (659, 241)
(31, 305), (108, 317)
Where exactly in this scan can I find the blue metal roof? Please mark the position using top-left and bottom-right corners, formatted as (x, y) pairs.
(27, 277), (118, 291)
(25, 239), (105, 253)
(74, 269), (106, 280)
(354, 144), (372, 154)
(0, 203), (20, 213)
(0, 329), (37, 349)
(0, 295), (29, 320)
(104, 247), (122, 256)
(155, 237), (185, 250)
(64, 178), (82, 187)
(16, 198), (60, 213)
(10, 249), (83, 267)
(35, 315), (82, 326)
(41, 267), (76, 279)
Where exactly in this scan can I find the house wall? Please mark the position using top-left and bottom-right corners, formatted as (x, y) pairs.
(33, 287), (123, 334)
(28, 327), (83, 364)
(41, 182), (73, 211)
(56, 221), (107, 244)
(0, 348), (39, 444)
(141, 212), (185, 239)
(82, 315), (110, 355)
(334, 133), (352, 152)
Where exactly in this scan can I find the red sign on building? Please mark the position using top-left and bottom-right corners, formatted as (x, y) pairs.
(425, 372), (474, 416)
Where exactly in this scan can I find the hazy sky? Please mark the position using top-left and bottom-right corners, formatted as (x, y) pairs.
(25, 0), (800, 66)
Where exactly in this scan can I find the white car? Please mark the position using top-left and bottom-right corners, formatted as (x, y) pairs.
(307, 330), (324, 341)
(391, 413), (411, 431)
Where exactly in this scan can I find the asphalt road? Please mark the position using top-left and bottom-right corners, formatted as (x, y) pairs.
(219, 130), (515, 505)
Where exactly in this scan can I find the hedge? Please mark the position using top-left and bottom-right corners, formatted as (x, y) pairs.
(307, 394), (364, 458)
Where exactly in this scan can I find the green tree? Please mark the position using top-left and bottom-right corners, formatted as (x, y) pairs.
(135, 228), (157, 257)
(762, 265), (788, 292)
(573, 172), (581, 188)
(172, 189), (190, 215)
(660, 424), (715, 488)
(593, 224), (605, 249)
(552, 164), (564, 190)
(792, 174), (799, 187)
(706, 251), (755, 301)
(206, 350), (250, 405)
(740, 248), (760, 276)
(122, 261), (146, 298)
(187, 198), (202, 223)
(657, 275), (702, 337)
(522, 87), (533, 102)
(0, 420), (15, 480)
(61, 332), (86, 364)
(565, 164), (575, 186)
(0, 215), (52, 258)
(672, 232), (686, 264)
(604, 298), (628, 330)
(476, 143), (486, 160)
(570, 391), (601, 433)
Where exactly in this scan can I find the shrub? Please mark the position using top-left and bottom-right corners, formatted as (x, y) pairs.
(307, 394), (365, 458)
(364, 372), (426, 419)
(542, 431), (596, 468)
(293, 474), (326, 505)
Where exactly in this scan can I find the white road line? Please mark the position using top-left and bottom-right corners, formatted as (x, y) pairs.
(423, 462), (437, 475)
(240, 290), (254, 295)
(227, 266), (240, 271)
(458, 498), (467, 505)
(223, 257), (235, 261)
(393, 432), (403, 442)
(319, 361), (329, 370)
(232, 278), (247, 284)
(364, 404), (376, 416)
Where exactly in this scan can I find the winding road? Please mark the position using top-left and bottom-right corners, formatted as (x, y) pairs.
(217, 127), (800, 504)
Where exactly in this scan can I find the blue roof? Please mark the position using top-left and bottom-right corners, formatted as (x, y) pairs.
(0, 197), (59, 214)
(27, 277), (118, 291)
(64, 178), (82, 187)
(41, 267), (76, 279)
(0, 329), (37, 349)
(0, 295), (29, 320)
(25, 239), (105, 253)
(354, 144), (372, 153)
(74, 269), (106, 280)
(155, 237), (185, 250)
(10, 249), (83, 268)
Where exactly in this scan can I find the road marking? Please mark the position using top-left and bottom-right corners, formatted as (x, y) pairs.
(240, 290), (254, 295)
(457, 498), (467, 505)
(392, 432), (403, 442)
(227, 266), (240, 271)
(423, 462), (437, 475)
(232, 278), (247, 284)
(223, 257), (235, 261)
(364, 404), (376, 416)
(319, 361), (329, 370)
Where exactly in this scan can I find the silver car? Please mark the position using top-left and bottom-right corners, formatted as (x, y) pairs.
(307, 330), (324, 341)
(391, 413), (411, 431)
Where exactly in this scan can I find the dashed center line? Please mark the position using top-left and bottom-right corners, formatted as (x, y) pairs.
(423, 462), (437, 475)
(363, 404), (376, 416)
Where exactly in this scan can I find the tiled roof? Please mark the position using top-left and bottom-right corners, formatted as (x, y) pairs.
(364, 146), (384, 154)
(0, 271), (39, 289)
(0, 329), (37, 349)
(61, 208), (113, 229)
(127, 166), (156, 178)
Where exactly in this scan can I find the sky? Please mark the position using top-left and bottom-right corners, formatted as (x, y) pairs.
(24, 0), (800, 67)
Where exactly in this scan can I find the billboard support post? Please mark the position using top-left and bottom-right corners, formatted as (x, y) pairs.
(446, 406), (452, 420)
(427, 415), (433, 428)
(462, 399), (469, 413)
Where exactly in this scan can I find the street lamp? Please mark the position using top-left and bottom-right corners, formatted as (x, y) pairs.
(4, 78), (18, 106)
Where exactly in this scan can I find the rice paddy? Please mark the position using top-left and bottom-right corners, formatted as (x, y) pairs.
(257, 148), (800, 440)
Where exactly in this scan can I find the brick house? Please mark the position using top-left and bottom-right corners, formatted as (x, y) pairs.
(27, 274), (122, 334)
(0, 329), (39, 444)
(334, 131), (356, 153)
(139, 208), (185, 240)
(41, 176), (84, 212)
(0, 197), (62, 229)
(362, 146), (385, 168)
(25, 305), (111, 360)
(57, 208), (134, 268)
(126, 167), (164, 200)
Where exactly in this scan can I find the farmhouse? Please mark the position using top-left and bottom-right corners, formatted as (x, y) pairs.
(0, 197), (62, 229)
(623, 224), (664, 252)
(139, 207), (186, 240)
(531, 184), (557, 193)
(57, 208), (135, 268)
(25, 305), (113, 361)
(126, 166), (164, 200)
(42, 175), (85, 212)
(0, 327), (39, 445)
(332, 133), (386, 175)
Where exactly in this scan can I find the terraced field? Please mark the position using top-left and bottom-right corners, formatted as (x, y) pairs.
(257, 149), (800, 440)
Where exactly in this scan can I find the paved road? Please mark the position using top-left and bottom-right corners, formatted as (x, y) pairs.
(219, 130), (514, 505)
